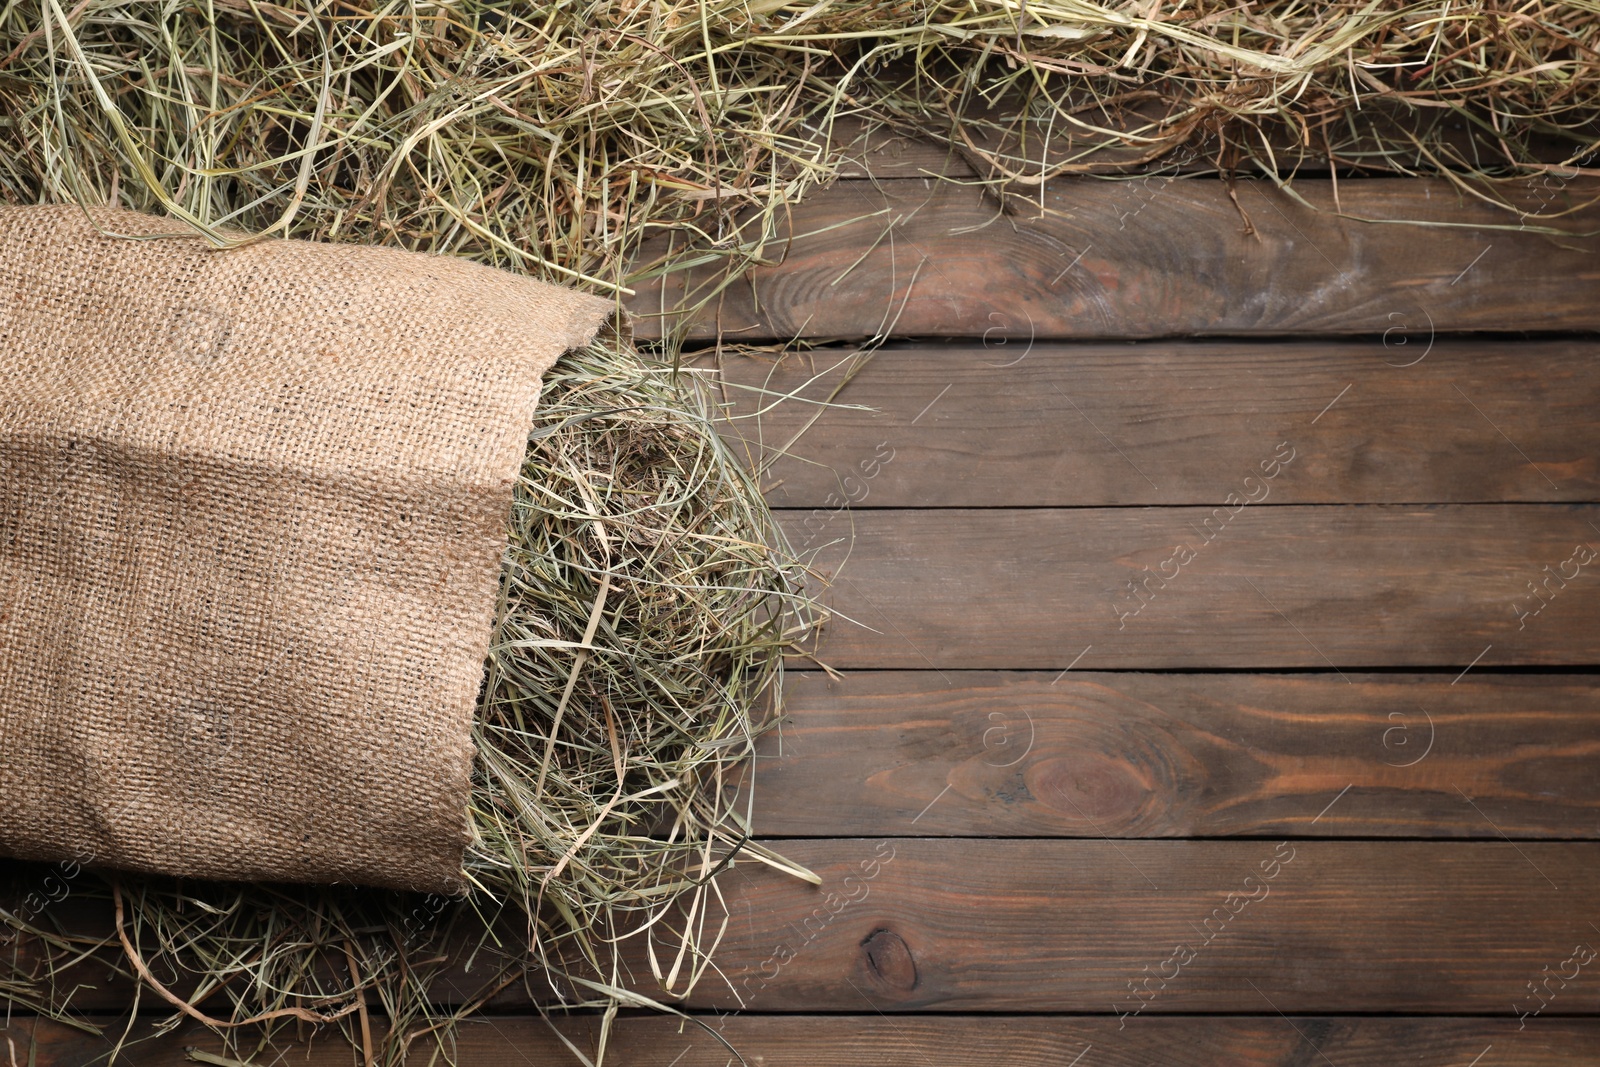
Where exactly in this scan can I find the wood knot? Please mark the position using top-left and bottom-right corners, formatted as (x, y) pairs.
(1028, 751), (1153, 827)
(861, 927), (917, 992)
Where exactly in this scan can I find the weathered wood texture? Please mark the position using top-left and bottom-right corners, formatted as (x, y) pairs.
(661, 840), (1600, 1013)
(789, 505), (1600, 669)
(11, 1014), (1600, 1066)
(630, 177), (1600, 340)
(747, 672), (1600, 839)
(712, 340), (1600, 507)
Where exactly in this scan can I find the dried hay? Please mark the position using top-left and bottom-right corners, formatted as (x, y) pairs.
(2, 330), (815, 1065)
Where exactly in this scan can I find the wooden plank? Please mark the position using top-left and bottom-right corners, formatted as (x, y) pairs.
(8, 844), (1597, 1015)
(789, 505), (1600, 669)
(628, 177), (1600, 340)
(12, 1014), (1600, 1066)
(714, 340), (1600, 507)
(747, 672), (1600, 839)
(669, 840), (1600, 1013)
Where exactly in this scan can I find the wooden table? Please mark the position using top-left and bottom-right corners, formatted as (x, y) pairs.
(10, 134), (1600, 1063)
(609, 140), (1600, 1063)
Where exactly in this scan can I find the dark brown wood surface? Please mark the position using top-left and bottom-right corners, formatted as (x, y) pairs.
(635, 840), (1599, 1013)
(792, 505), (1600, 669)
(746, 672), (1600, 838)
(10, 1014), (1600, 1066)
(631, 177), (1600, 341)
(712, 340), (1600, 507)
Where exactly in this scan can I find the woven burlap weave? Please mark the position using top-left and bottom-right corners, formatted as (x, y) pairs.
(0, 207), (614, 893)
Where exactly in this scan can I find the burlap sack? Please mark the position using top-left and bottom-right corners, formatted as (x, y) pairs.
(0, 206), (614, 894)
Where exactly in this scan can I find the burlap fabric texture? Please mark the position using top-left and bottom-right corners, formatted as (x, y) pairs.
(0, 207), (615, 894)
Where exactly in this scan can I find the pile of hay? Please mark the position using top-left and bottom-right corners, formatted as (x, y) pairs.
(2, 1), (1598, 1064)
(2, 329), (815, 1065)
(2, 3), (1595, 299)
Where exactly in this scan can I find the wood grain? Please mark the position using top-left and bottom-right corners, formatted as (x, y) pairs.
(711, 340), (1600, 507)
(629, 177), (1600, 340)
(666, 840), (1600, 1013)
(11, 1014), (1600, 1066)
(789, 505), (1600, 669)
(746, 672), (1600, 839)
